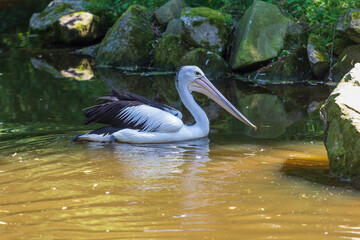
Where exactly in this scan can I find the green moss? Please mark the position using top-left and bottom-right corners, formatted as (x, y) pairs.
(181, 7), (232, 29)
(154, 34), (191, 68)
(126, 5), (150, 20)
(180, 7), (231, 51)
(308, 34), (329, 59)
(39, 3), (72, 20)
(75, 21), (84, 32)
(351, 10), (360, 20)
(95, 4), (155, 67)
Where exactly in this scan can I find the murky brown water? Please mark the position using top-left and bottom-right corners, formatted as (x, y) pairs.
(0, 50), (358, 239)
(1, 134), (360, 240)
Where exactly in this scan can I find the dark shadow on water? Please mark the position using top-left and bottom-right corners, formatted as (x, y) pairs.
(281, 158), (360, 191)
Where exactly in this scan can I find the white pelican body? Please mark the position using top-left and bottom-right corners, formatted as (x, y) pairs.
(73, 66), (256, 143)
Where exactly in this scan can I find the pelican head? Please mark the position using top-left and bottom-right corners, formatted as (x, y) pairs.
(177, 66), (257, 130)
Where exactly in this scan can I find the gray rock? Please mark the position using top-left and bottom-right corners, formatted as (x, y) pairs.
(332, 44), (360, 82)
(252, 46), (313, 82)
(320, 63), (360, 182)
(307, 34), (330, 79)
(180, 7), (231, 53)
(29, 0), (105, 44)
(154, 0), (188, 24)
(75, 44), (100, 57)
(337, 9), (360, 43)
(163, 19), (182, 35)
(229, 0), (295, 70)
(95, 5), (156, 67)
(30, 0), (85, 31)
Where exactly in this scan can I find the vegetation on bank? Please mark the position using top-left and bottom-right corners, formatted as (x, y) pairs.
(85, 0), (360, 43)
(1, 0), (360, 50)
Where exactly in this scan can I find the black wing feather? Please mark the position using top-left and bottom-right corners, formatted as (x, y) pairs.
(83, 90), (181, 130)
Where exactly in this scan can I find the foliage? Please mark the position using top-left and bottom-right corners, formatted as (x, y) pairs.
(85, 0), (360, 43)
(0, 0), (51, 33)
(84, 0), (167, 26)
(268, 0), (360, 44)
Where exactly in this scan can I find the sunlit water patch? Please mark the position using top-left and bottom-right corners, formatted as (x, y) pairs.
(1, 135), (360, 239)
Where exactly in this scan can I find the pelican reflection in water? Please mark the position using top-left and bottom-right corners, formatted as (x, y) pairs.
(73, 66), (256, 143)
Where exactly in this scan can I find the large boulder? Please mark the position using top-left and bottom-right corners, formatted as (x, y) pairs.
(251, 46), (313, 82)
(332, 44), (360, 82)
(229, 0), (296, 70)
(153, 34), (191, 69)
(307, 34), (330, 79)
(180, 7), (231, 53)
(95, 5), (156, 67)
(163, 19), (182, 35)
(179, 48), (229, 78)
(29, 0), (105, 44)
(320, 63), (360, 182)
(337, 9), (360, 43)
(154, 0), (188, 25)
(333, 36), (354, 56)
(75, 44), (100, 57)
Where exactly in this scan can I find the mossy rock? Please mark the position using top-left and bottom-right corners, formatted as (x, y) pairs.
(180, 7), (231, 53)
(153, 34), (192, 69)
(320, 63), (360, 182)
(154, 0), (188, 25)
(307, 34), (330, 79)
(333, 36), (354, 56)
(229, 0), (293, 70)
(179, 48), (228, 78)
(332, 44), (360, 82)
(30, 0), (105, 45)
(163, 19), (182, 36)
(252, 46), (313, 82)
(337, 9), (360, 43)
(56, 11), (105, 44)
(75, 44), (100, 57)
(95, 5), (156, 67)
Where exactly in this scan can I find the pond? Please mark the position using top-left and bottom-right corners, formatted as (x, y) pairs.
(1, 50), (360, 239)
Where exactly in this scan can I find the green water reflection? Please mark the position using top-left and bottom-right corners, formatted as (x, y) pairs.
(0, 50), (331, 142)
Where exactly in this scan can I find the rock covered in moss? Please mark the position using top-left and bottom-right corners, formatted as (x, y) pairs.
(320, 63), (360, 182)
(307, 34), (330, 79)
(75, 44), (100, 57)
(180, 7), (231, 53)
(163, 19), (182, 35)
(154, 0), (188, 25)
(253, 47), (313, 82)
(337, 9), (360, 43)
(95, 5), (156, 67)
(29, 0), (105, 44)
(179, 48), (228, 78)
(154, 34), (191, 69)
(332, 44), (360, 82)
(333, 37), (354, 56)
(229, 0), (294, 70)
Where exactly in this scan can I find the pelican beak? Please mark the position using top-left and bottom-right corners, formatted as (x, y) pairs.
(189, 76), (257, 130)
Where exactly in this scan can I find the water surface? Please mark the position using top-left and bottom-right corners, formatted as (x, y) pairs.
(1, 50), (359, 240)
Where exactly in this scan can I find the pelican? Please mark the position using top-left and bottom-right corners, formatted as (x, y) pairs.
(73, 66), (257, 143)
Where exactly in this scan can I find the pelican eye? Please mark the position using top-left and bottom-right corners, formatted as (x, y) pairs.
(194, 71), (201, 77)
